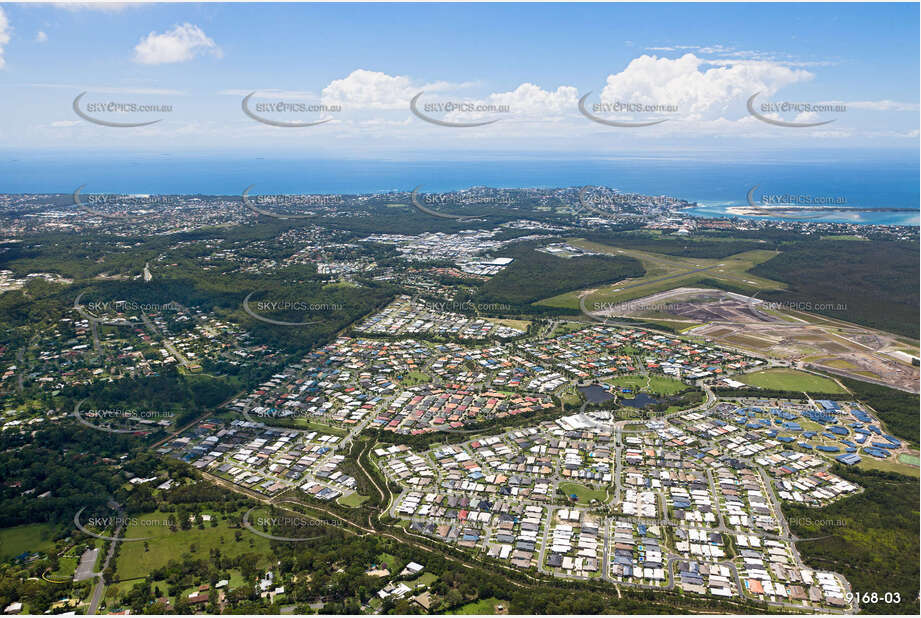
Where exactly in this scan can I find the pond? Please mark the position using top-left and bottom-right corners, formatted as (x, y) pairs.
(619, 392), (660, 408)
(578, 384), (614, 404)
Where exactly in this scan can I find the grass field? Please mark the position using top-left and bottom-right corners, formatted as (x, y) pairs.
(737, 369), (846, 393)
(606, 374), (689, 395)
(448, 597), (507, 615)
(251, 417), (348, 436)
(0, 522), (59, 561)
(558, 385), (583, 408)
(102, 581), (132, 611)
(47, 555), (79, 581)
(408, 572), (438, 588)
(897, 453), (920, 466)
(536, 240), (785, 310)
(375, 552), (401, 572)
(400, 370), (432, 386)
(551, 321), (588, 336)
(558, 481), (608, 504)
(819, 235), (868, 241)
(635, 319), (705, 333)
(337, 492), (370, 508)
(493, 318), (531, 331)
(822, 359), (860, 370)
(858, 455), (921, 478)
(114, 511), (271, 579)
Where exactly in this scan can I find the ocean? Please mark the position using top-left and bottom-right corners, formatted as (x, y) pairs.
(2, 152), (918, 226)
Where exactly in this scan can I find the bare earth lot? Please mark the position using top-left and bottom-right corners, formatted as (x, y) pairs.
(597, 287), (920, 393)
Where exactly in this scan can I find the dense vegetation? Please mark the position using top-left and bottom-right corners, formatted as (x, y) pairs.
(580, 230), (769, 258)
(475, 241), (644, 307)
(783, 466), (919, 615)
(0, 249), (395, 362)
(73, 366), (238, 428)
(750, 240), (919, 338)
(0, 424), (140, 528)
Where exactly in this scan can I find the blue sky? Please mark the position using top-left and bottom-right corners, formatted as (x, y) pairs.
(0, 2), (918, 158)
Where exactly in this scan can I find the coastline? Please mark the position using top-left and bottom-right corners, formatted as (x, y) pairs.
(685, 203), (920, 227)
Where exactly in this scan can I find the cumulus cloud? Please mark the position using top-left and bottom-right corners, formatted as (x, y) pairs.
(486, 83), (579, 114)
(0, 7), (11, 69)
(316, 57), (820, 126)
(133, 23), (221, 65)
(599, 53), (813, 119)
(316, 69), (579, 129)
(321, 69), (418, 109)
(35, 30), (48, 44)
(321, 69), (477, 109)
(224, 57), (904, 139)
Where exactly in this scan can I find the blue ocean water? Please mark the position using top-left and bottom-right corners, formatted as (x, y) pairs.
(1, 152), (918, 225)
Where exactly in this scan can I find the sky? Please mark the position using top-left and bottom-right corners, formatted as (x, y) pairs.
(0, 1), (918, 159)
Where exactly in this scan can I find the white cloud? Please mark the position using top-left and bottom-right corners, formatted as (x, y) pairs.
(314, 58), (830, 132)
(35, 31), (48, 43)
(420, 79), (480, 92)
(133, 23), (221, 65)
(487, 83), (579, 115)
(321, 69), (477, 109)
(793, 110), (825, 124)
(599, 53), (813, 119)
(0, 7), (11, 69)
(321, 69), (417, 109)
